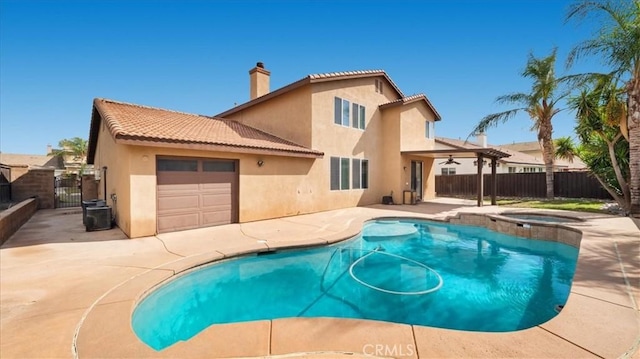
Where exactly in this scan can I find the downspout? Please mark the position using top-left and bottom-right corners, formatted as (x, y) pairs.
(102, 166), (107, 202)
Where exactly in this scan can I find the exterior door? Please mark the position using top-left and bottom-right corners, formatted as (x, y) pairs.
(156, 157), (238, 233)
(411, 160), (423, 201)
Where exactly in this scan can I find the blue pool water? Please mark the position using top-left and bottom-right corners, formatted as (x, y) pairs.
(132, 219), (579, 350)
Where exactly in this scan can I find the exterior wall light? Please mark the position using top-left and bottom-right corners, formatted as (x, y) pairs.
(257, 160), (264, 167)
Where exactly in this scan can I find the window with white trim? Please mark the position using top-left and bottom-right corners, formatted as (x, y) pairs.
(425, 121), (435, 139)
(334, 97), (365, 129)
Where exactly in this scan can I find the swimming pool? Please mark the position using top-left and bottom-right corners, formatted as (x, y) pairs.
(132, 219), (579, 350)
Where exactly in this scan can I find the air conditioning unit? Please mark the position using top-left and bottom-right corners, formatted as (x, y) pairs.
(86, 206), (112, 231)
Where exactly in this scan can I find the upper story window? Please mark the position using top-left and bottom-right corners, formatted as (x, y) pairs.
(425, 121), (435, 139)
(375, 79), (383, 94)
(334, 97), (365, 130)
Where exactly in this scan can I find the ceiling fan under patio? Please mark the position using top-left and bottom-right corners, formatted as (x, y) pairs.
(440, 155), (461, 165)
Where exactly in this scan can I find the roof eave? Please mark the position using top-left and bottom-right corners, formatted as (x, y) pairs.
(379, 97), (442, 121)
(114, 137), (324, 159)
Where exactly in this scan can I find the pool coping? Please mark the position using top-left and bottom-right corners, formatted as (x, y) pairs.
(73, 208), (640, 359)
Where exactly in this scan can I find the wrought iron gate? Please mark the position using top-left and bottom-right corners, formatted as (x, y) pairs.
(54, 174), (82, 208)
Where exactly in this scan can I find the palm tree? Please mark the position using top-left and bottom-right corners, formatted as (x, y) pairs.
(569, 79), (631, 212)
(555, 136), (578, 163)
(567, 0), (640, 215)
(57, 137), (88, 162)
(471, 49), (566, 198)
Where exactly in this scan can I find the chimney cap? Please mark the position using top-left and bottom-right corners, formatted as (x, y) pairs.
(256, 62), (264, 69)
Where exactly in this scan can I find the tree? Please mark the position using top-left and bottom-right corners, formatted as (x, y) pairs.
(57, 137), (88, 161)
(569, 78), (631, 212)
(555, 136), (578, 163)
(567, 0), (640, 215)
(50, 137), (88, 175)
(471, 49), (567, 198)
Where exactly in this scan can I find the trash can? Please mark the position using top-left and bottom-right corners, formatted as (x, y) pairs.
(82, 199), (106, 225)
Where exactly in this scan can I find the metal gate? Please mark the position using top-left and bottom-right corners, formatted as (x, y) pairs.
(54, 174), (82, 208)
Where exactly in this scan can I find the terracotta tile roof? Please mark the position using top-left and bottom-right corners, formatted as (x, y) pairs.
(216, 69), (417, 118)
(307, 70), (405, 97)
(88, 98), (323, 163)
(379, 94), (442, 120)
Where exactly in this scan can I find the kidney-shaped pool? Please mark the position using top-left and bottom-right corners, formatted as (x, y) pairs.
(132, 219), (579, 350)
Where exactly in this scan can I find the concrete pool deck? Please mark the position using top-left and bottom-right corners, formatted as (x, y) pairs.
(1, 200), (638, 358)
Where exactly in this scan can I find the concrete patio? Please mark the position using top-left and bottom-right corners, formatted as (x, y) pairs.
(1, 200), (638, 358)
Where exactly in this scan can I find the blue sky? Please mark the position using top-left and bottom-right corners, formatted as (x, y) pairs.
(0, 0), (605, 155)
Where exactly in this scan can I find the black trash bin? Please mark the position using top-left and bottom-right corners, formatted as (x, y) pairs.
(82, 199), (106, 225)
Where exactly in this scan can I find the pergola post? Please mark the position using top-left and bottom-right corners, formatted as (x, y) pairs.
(491, 157), (497, 205)
(476, 153), (484, 207)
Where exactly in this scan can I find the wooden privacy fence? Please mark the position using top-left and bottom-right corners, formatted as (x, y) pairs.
(435, 172), (612, 200)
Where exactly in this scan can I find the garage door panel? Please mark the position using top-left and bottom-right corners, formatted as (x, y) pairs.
(157, 173), (199, 185)
(202, 210), (232, 226)
(158, 193), (199, 212)
(158, 183), (200, 193)
(202, 193), (232, 207)
(157, 213), (199, 232)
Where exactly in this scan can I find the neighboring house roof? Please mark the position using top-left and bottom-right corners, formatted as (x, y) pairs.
(435, 137), (483, 150)
(434, 137), (547, 166)
(495, 147), (545, 166)
(429, 137), (510, 159)
(378, 94), (442, 120)
(0, 153), (64, 168)
(216, 69), (441, 120)
(499, 140), (587, 169)
(87, 98), (324, 163)
(499, 141), (540, 152)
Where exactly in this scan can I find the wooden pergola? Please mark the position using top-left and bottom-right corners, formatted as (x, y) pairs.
(402, 147), (511, 206)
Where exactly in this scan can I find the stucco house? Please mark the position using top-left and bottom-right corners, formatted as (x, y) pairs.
(87, 63), (443, 238)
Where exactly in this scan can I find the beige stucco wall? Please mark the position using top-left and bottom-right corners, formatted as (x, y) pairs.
(399, 102), (437, 152)
(310, 77), (400, 208)
(93, 121), (133, 236)
(223, 87), (313, 148)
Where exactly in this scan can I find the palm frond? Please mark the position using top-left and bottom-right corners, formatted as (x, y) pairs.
(468, 108), (526, 139)
(494, 93), (531, 106)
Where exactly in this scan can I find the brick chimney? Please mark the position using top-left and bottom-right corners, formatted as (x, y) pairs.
(249, 62), (270, 100)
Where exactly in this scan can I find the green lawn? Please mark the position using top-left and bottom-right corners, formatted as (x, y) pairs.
(495, 198), (609, 213)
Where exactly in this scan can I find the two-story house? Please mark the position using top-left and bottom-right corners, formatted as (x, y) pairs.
(87, 63), (441, 238)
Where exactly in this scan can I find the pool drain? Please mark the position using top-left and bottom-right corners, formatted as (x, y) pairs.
(348, 249), (443, 295)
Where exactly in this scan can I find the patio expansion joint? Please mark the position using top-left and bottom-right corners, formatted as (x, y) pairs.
(570, 290), (637, 310)
(536, 325), (605, 359)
